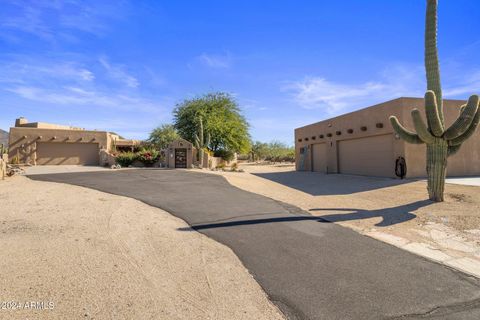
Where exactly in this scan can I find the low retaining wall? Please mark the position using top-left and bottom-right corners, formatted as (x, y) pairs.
(1, 154), (8, 180)
(99, 149), (117, 167)
(208, 156), (224, 169)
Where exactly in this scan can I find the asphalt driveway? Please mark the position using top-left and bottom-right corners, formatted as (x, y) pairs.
(30, 169), (480, 320)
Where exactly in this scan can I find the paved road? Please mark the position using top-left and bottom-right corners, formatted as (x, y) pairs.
(30, 170), (480, 320)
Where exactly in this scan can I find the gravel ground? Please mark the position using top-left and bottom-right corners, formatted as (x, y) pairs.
(0, 176), (284, 320)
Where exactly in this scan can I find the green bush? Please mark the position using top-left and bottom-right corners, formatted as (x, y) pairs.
(214, 149), (235, 162)
(137, 149), (160, 164)
(252, 141), (295, 162)
(116, 152), (137, 167)
(216, 162), (226, 170)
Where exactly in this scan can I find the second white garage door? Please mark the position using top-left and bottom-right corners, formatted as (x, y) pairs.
(338, 134), (394, 177)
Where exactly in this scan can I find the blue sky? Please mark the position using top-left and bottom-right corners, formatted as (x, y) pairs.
(0, 0), (479, 144)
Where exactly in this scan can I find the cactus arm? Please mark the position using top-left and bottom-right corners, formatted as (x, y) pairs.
(447, 144), (462, 157)
(443, 95), (479, 140)
(389, 116), (424, 144)
(198, 118), (204, 147)
(194, 133), (200, 149)
(424, 90), (444, 136)
(425, 0), (443, 122)
(448, 108), (480, 146)
(205, 132), (211, 148)
(411, 109), (435, 143)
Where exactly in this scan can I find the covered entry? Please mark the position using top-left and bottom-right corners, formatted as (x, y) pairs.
(36, 142), (99, 165)
(338, 134), (394, 177)
(167, 139), (194, 169)
(311, 143), (327, 173)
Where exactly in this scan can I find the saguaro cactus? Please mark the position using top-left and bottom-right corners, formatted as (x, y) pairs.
(194, 118), (210, 168)
(389, 0), (480, 202)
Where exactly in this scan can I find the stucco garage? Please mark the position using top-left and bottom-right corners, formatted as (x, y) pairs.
(311, 143), (327, 173)
(338, 134), (394, 177)
(295, 97), (480, 178)
(36, 142), (100, 165)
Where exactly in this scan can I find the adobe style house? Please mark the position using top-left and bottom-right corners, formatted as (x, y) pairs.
(295, 98), (480, 178)
(9, 117), (139, 166)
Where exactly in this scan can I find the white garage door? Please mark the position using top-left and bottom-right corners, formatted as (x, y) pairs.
(338, 134), (394, 177)
(312, 143), (327, 173)
(36, 142), (99, 165)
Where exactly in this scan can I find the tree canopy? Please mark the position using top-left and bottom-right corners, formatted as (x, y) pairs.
(146, 124), (180, 149)
(173, 92), (251, 153)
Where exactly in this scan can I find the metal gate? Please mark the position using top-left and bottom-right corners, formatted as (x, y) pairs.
(175, 148), (187, 168)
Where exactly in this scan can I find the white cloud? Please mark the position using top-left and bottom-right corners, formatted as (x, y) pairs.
(286, 78), (387, 113)
(0, 57), (162, 113)
(285, 65), (425, 114)
(99, 57), (139, 88)
(6, 86), (161, 113)
(198, 53), (231, 68)
(0, 1), (128, 41)
(443, 71), (480, 97)
(0, 60), (94, 84)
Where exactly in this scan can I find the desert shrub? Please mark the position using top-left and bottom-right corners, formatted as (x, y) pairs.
(137, 149), (160, 164)
(253, 141), (295, 163)
(230, 162), (238, 171)
(216, 162), (226, 170)
(237, 154), (250, 161)
(214, 149), (235, 162)
(116, 152), (137, 167)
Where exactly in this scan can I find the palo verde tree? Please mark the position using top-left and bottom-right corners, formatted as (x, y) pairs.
(173, 92), (251, 154)
(389, 0), (480, 202)
(147, 124), (180, 150)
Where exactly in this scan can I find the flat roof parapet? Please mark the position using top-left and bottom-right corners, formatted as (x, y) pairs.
(14, 118), (84, 130)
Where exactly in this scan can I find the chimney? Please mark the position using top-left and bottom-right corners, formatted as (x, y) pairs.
(15, 117), (28, 127)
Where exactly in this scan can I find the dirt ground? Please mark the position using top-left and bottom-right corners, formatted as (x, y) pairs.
(213, 163), (480, 272)
(0, 176), (284, 320)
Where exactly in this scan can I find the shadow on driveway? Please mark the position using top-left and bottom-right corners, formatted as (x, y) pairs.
(180, 200), (432, 230)
(253, 171), (413, 195)
(310, 199), (432, 226)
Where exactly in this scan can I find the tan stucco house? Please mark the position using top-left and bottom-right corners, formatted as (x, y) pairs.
(9, 117), (139, 166)
(295, 97), (480, 178)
